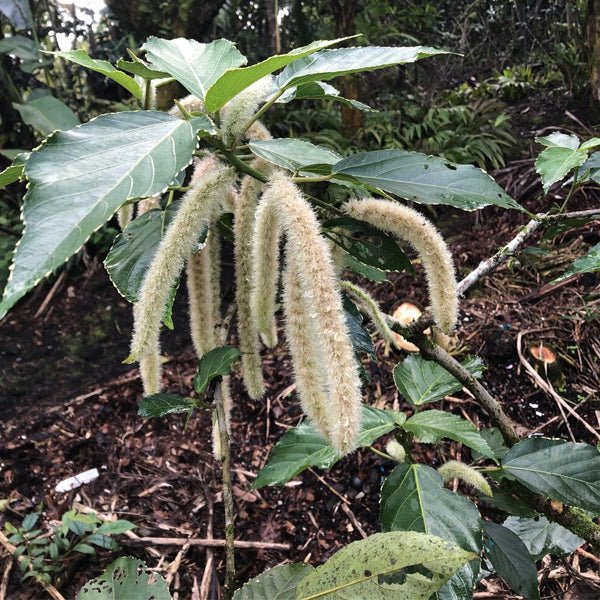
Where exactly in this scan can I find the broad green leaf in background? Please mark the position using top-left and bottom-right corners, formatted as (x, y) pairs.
(535, 144), (588, 192)
(502, 516), (583, 560)
(277, 46), (448, 89)
(501, 438), (600, 513)
(0, 0), (33, 30)
(95, 520), (137, 536)
(380, 463), (483, 600)
(233, 564), (313, 600)
(478, 485), (537, 518)
(296, 531), (476, 600)
(0, 35), (44, 72)
(402, 410), (495, 460)
(580, 150), (600, 183)
(138, 393), (196, 418)
(142, 37), (247, 101)
(552, 242), (600, 283)
(277, 81), (375, 111)
(253, 406), (401, 488)
(471, 428), (509, 461)
(324, 216), (413, 272)
(51, 50), (142, 100)
(77, 557), (171, 600)
(204, 37), (353, 111)
(0, 152), (28, 188)
(343, 296), (376, 359)
(332, 150), (522, 211)
(13, 95), (79, 136)
(248, 138), (341, 172)
(483, 522), (539, 600)
(393, 355), (484, 406)
(0, 111), (200, 320)
(193, 346), (242, 393)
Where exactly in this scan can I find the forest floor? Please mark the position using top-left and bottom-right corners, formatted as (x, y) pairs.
(1, 111), (600, 597)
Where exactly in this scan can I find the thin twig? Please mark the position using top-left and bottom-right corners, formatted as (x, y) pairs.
(131, 537), (290, 550)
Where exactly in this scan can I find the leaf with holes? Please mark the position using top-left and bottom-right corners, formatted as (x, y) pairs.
(138, 393), (196, 418)
(332, 150), (522, 211)
(393, 355), (484, 406)
(233, 563), (313, 600)
(142, 37), (246, 101)
(76, 556), (171, 599)
(297, 531), (476, 600)
(248, 138), (341, 172)
(0, 111), (200, 320)
(193, 346), (241, 393)
(13, 95), (79, 136)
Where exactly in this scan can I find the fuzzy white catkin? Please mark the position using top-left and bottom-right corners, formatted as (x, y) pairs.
(128, 160), (233, 373)
(169, 94), (205, 117)
(220, 76), (273, 145)
(117, 204), (133, 230)
(137, 196), (160, 216)
(438, 460), (492, 496)
(344, 198), (458, 334)
(261, 173), (363, 455)
(138, 335), (162, 396)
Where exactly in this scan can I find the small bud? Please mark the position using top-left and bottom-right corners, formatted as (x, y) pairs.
(385, 440), (406, 463)
(438, 460), (492, 497)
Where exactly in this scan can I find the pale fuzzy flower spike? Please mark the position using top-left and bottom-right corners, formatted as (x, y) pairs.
(221, 76), (274, 145)
(169, 94), (205, 118)
(261, 172), (363, 455)
(137, 196), (160, 216)
(117, 203), (133, 230)
(128, 159), (233, 387)
(138, 340), (162, 396)
(344, 198), (458, 334)
(438, 460), (492, 497)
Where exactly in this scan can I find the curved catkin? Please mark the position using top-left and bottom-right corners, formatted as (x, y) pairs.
(137, 196), (160, 216)
(246, 120), (272, 142)
(251, 190), (282, 348)
(438, 460), (492, 497)
(262, 173), (363, 455)
(282, 261), (330, 438)
(220, 76), (273, 145)
(344, 198), (458, 334)
(233, 159), (272, 398)
(128, 161), (233, 367)
(117, 204), (133, 230)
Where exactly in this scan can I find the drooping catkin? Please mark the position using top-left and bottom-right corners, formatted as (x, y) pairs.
(233, 159), (272, 399)
(261, 172), (363, 455)
(220, 77), (273, 145)
(128, 160), (233, 373)
(137, 196), (160, 216)
(438, 460), (492, 497)
(246, 120), (272, 142)
(117, 204), (133, 230)
(139, 343), (162, 396)
(344, 198), (458, 334)
(169, 94), (205, 117)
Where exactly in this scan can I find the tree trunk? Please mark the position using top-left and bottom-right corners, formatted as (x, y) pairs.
(587, 0), (600, 104)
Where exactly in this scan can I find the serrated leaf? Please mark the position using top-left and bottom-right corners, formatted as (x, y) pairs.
(193, 346), (241, 393)
(343, 253), (387, 282)
(96, 520), (137, 535)
(296, 531), (475, 600)
(501, 438), (600, 513)
(393, 355), (484, 406)
(483, 522), (539, 600)
(253, 406), (399, 488)
(76, 557), (171, 600)
(0, 111), (200, 319)
(13, 95), (79, 136)
(332, 150), (521, 211)
(249, 138), (341, 172)
(537, 132), (580, 149)
(343, 295), (376, 359)
(402, 410), (495, 460)
(204, 37), (353, 111)
(502, 516), (583, 560)
(233, 563), (313, 600)
(142, 37), (247, 101)
(278, 81), (375, 112)
(323, 216), (412, 272)
(552, 242), (600, 283)
(277, 46), (448, 89)
(0, 162), (24, 188)
(380, 463), (483, 600)
(50, 50), (142, 100)
(535, 145), (588, 192)
(138, 393), (195, 418)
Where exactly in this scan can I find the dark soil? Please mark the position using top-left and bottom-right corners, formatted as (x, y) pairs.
(1, 153), (599, 597)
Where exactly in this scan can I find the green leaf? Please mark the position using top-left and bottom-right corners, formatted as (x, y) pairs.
(343, 296), (376, 360)
(73, 543), (96, 555)
(552, 242), (600, 283)
(478, 485), (537, 518)
(22, 513), (39, 531)
(248, 138), (341, 172)
(142, 37), (247, 101)
(296, 531), (476, 600)
(278, 81), (375, 111)
(0, 0), (33, 29)
(380, 463), (483, 600)
(95, 520), (137, 535)
(0, 162), (24, 188)
(471, 428), (508, 461)
(233, 564), (313, 600)
(204, 37), (353, 111)
(13, 95), (79, 136)
(323, 216), (412, 273)
(193, 346), (242, 393)
(0, 111), (200, 320)
(51, 50), (142, 100)
(537, 132), (580, 149)
(76, 557), (171, 600)
(502, 516), (583, 560)
(535, 145), (588, 192)
(393, 355), (484, 406)
(0, 35), (40, 71)
(344, 253), (387, 282)
(116, 58), (170, 80)
(333, 150), (522, 211)
(402, 410), (496, 460)
(483, 522), (539, 600)
(277, 46), (448, 89)
(501, 438), (600, 513)
(253, 406), (399, 488)
(138, 393), (196, 418)
(86, 533), (119, 550)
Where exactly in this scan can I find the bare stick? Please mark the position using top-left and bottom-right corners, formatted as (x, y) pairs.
(131, 537), (290, 550)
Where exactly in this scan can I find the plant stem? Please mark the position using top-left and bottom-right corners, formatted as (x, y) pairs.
(238, 88), (285, 141)
(290, 174), (334, 184)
